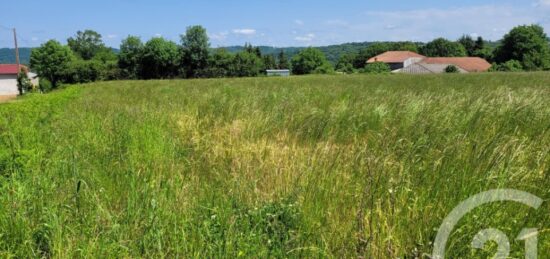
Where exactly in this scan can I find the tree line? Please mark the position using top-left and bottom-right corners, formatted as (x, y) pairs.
(27, 24), (550, 92)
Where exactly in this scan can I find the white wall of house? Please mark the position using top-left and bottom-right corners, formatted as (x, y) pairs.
(0, 75), (19, 95)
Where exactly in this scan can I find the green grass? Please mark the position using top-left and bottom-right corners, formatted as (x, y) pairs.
(1, 73), (549, 258)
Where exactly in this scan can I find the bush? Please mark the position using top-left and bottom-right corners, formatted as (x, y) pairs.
(336, 63), (355, 74)
(17, 72), (34, 95)
(230, 51), (264, 77)
(39, 78), (53, 93)
(445, 65), (459, 73)
(491, 60), (523, 72)
(313, 63), (335, 74)
(291, 48), (332, 75)
(61, 60), (105, 84)
(362, 62), (391, 74)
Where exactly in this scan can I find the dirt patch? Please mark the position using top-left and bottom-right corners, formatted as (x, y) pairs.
(0, 95), (17, 103)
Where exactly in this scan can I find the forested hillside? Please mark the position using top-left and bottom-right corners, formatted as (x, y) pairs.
(224, 42), (392, 64)
(0, 48), (32, 64)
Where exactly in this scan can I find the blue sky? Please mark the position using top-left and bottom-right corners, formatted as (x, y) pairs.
(1, 0), (549, 48)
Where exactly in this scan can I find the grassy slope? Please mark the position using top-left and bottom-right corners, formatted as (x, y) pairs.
(0, 74), (549, 258)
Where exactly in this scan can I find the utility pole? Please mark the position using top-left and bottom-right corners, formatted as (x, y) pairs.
(13, 28), (20, 72)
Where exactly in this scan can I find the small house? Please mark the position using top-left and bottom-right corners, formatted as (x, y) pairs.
(0, 64), (38, 100)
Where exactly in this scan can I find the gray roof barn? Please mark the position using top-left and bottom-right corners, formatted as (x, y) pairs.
(399, 63), (468, 74)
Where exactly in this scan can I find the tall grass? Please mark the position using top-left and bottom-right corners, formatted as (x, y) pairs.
(0, 73), (549, 258)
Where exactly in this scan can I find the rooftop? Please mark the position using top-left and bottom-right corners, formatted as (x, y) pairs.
(422, 57), (492, 72)
(367, 51), (426, 63)
(0, 64), (28, 75)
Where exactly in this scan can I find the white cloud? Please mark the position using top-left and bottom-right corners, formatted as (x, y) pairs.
(107, 34), (118, 39)
(154, 33), (162, 37)
(536, 0), (550, 6)
(232, 29), (256, 35)
(361, 5), (543, 41)
(209, 31), (229, 41)
(295, 33), (315, 42)
(295, 19), (304, 26)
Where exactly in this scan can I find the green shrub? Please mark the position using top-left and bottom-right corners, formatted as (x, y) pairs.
(491, 60), (523, 72)
(362, 62), (391, 74)
(39, 78), (53, 93)
(17, 71), (34, 95)
(445, 65), (460, 73)
(61, 59), (105, 84)
(291, 47), (332, 75)
(313, 63), (335, 74)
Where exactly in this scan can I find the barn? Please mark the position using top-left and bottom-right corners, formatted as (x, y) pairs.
(368, 51), (492, 74)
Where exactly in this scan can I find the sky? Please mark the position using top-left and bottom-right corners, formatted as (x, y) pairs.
(1, 0), (549, 48)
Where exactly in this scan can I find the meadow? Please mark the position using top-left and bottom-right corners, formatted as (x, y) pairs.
(0, 73), (549, 258)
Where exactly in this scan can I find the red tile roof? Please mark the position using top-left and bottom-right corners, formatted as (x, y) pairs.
(422, 57), (492, 72)
(367, 51), (426, 63)
(0, 64), (28, 75)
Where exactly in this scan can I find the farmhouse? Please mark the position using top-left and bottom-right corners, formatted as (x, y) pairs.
(367, 51), (492, 73)
(0, 64), (38, 99)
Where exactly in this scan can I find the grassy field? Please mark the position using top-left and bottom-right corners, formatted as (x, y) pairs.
(0, 73), (549, 258)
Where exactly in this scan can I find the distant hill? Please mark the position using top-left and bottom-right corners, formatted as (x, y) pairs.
(221, 42), (382, 64)
(0, 48), (32, 65)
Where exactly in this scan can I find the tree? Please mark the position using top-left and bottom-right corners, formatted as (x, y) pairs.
(181, 25), (210, 78)
(140, 37), (180, 79)
(202, 48), (234, 78)
(263, 54), (277, 71)
(67, 30), (106, 60)
(230, 51), (264, 77)
(362, 62), (391, 74)
(474, 37), (485, 52)
(458, 36), (493, 60)
(30, 40), (74, 87)
(119, 36), (144, 79)
(313, 63), (335, 74)
(277, 50), (290, 69)
(445, 65), (459, 73)
(354, 43), (391, 68)
(291, 47), (332, 75)
(491, 60), (523, 72)
(336, 53), (356, 73)
(471, 37), (493, 61)
(61, 59), (105, 84)
(17, 71), (33, 95)
(420, 38), (467, 57)
(458, 35), (476, 56)
(244, 43), (262, 57)
(493, 25), (550, 71)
